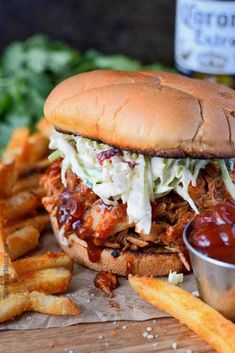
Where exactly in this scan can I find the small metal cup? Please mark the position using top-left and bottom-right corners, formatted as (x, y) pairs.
(183, 221), (235, 321)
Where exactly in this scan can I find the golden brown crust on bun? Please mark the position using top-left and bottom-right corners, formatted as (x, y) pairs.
(51, 215), (186, 276)
(44, 70), (235, 158)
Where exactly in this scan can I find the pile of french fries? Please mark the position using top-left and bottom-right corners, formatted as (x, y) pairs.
(0, 122), (79, 323)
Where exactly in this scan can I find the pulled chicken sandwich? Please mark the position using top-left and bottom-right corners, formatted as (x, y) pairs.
(42, 70), (235, 276)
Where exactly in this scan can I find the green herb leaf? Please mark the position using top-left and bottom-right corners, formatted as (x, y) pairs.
(0, 34), (172, 152)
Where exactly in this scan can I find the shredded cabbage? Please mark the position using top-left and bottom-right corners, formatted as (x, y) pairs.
(219, 160), (235, 199)
(168, 271), (184, 285)
(48, 150), (61, 162)
(49, 129), (235, 234)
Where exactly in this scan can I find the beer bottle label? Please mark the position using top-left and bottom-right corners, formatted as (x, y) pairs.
(175, 0), (235, 75)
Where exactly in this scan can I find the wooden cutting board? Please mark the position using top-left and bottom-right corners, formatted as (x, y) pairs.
(0, 318), (215, 353)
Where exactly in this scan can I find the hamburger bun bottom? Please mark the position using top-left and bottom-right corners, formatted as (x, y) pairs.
(51, 216), (187, 276)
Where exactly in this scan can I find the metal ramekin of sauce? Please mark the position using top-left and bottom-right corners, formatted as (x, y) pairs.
(183, 203), (235, 321)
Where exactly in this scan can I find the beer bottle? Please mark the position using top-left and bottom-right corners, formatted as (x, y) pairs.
(175, 0), (235, 88)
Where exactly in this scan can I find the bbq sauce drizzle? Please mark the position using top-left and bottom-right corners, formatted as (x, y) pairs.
(56, 176), (126, 263)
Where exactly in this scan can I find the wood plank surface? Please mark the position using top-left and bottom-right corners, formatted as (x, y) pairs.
(0, 318), (215, 353)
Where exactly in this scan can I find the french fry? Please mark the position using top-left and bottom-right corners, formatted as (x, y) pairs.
(0, 292), (30, 323)
(129, 276), (235, 353)
(0, 191), (39, 224)
(0, 129), (48, 199)
(0, 268), (72, 297)
(3, 128), (30, 171)
(27, 133), (49, 164)
(0, 291), (79, 323)
(13, 252), (74, 276)
(0, 219), (17, 286)
(12, 173), (43, 194)
(3, 128), (49, 177)
(16, 267), (72, 294)
(23, 158), (50, 175)
(29, 291), (79, 316)
(36, 118), (52, 138)
(33, 185), (46, 199)
(7, 226), (40, 260)
(6, 214), (49, 234)
(0, 162), (17, 198)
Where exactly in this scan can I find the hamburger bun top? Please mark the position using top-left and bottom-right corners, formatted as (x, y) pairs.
(44, 70), (235, 158)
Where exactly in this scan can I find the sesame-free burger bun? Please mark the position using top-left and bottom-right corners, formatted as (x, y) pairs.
(51, 215), (186, 276)
(44, 70), (235, 158)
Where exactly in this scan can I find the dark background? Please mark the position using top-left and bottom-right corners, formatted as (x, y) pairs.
(0, 0), (176, 65)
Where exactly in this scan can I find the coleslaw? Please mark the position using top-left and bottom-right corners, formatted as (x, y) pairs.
(49, 129), (235, 234)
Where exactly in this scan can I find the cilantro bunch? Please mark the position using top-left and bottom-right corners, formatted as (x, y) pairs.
(0, 34), (171, 151)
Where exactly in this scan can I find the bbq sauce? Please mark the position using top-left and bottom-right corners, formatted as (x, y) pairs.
(57, 188), (103, 263)
(56, 185), (125, 263)
(86, 237), (103, 263)
(189, 203), (235, 264)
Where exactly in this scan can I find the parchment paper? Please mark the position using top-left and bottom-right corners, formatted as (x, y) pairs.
(0, 231), (197, 330)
